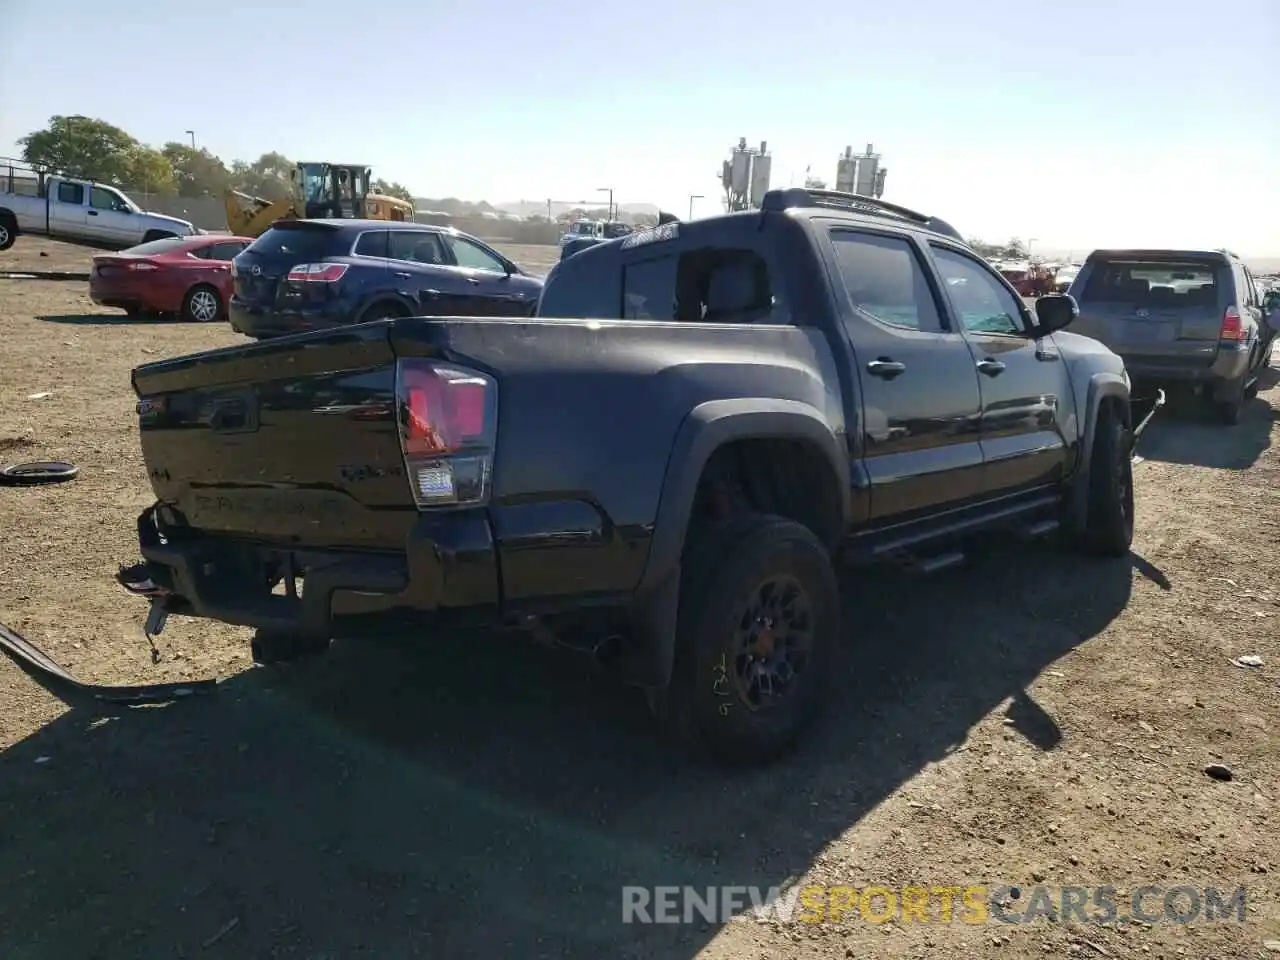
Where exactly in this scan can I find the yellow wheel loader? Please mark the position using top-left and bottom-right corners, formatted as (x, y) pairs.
(225, 161), (414, 238)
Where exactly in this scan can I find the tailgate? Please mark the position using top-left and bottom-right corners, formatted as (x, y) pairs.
(1071, 257), (1227, 365)
(132, 323), (415, 548)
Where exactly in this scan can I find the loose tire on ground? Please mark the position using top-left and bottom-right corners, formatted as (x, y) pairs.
(182, 284), (223, 323)
(649, 512), (840, 765)
(0, 461), (79, 486)
(1077, 410), (1134, 557)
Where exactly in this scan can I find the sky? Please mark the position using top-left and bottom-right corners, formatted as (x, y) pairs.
(1, 0), (1276, 258)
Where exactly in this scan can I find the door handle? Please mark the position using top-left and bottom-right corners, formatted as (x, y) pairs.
(425, 288), (440, 299)
(465, 277), (480, 286)
(87, 210), (98, 216)
(393, 271), (412, 279)
(977, 358), (1006, 376)
(866, 359), (906, 379)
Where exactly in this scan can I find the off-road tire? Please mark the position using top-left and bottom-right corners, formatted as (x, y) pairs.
(648, 513), (840, 765)
(1078, 410), (1134, 557)
(250, 630), (331, 666)
(182, 284), (223, 323)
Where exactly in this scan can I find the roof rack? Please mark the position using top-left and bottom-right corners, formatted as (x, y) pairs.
(759, 187), (963, 242)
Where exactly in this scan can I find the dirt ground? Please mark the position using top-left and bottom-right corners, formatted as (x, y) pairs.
(0, 236), (1276, 959)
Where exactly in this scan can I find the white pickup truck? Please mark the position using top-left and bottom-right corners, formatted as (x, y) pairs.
(0, 158), (197, 251)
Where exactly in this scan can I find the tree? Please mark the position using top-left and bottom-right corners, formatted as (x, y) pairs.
(1003, 237), (1027, 259)
(19, 115), (140, 185)
(229, 152), (295, 201)
(966, 237), (1003, 259)
(373, 178), (413, 202)
(162, 142), (231, 197)
(123, 145), (178, 196)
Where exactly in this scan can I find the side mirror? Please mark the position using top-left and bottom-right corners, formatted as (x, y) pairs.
(1032, 293), (1078, 335)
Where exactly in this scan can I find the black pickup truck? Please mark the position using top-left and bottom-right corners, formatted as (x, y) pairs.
(128, 188), (1146, 764)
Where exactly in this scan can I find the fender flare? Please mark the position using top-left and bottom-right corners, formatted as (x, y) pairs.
(622, 398), (849, 690)
(1068, 371), (1130, 531)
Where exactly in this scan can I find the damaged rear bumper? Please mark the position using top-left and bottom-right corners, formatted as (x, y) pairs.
(134, 504), (500, 638)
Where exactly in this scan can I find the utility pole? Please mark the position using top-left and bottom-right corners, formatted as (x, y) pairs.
(688, 194), (703, 220)
(597, 186), (614, 220)
(185, 130), (196, 149)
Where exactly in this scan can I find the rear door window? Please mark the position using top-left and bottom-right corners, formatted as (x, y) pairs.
(829, 231), (943, 332)
(247, 225), (341, 260)
(123, 237), (188, 257)
(353, 230), (389, 258)
(389, 231), (447, 265)
(1080, 259), (1223, 310)
(57, 181), (85, 204)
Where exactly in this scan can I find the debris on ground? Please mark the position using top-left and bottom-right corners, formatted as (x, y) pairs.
(1204, 763), (1235, 782)
(1230, 654), (1264, 668)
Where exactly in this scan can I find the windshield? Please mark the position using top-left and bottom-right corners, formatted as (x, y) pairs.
(569, 221), (597, 236)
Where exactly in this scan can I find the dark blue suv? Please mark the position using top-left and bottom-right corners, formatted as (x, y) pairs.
(229, 219), (545, 338)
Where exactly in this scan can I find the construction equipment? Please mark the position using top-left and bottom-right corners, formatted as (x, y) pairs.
(224, 161), (415, 238)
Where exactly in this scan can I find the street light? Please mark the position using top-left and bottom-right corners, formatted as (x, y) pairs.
(597, 186), (613, 221)
(688, 194), (703, 220)
(185, 129), (196, 149)
(1027, 237), (1039, 259)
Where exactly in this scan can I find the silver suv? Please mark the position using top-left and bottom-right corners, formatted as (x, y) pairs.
(1067, 249), (1275, 424)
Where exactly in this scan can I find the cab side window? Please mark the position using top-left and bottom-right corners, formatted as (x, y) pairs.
(57, 182), (85, 205)
(931, 245), (1026, 335)
(621, 247), (787, 324)
(90, 186), (126, 212)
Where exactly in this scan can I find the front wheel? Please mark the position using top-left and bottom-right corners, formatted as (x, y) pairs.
(0, 216), (17, 251)
(182, 284), (223, 323)
(650, 513), (840, 765)
(1075, 410), (1134, 557)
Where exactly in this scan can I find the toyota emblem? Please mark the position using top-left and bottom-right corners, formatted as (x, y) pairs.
(251, 264), (262, 276)
(1135, 308), (1149, 318)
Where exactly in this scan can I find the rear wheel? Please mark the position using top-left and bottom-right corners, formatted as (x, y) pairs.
(649, 513), (840, 765)
(360, 301), (407, 323)
(1208, 378), (1244, 425)
(182, 284), (223, 323)
(0, 215), (16, 251)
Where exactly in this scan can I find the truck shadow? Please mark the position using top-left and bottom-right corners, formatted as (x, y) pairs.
(0, 540), (1139, 959)
(1135, 383), (1276, 470)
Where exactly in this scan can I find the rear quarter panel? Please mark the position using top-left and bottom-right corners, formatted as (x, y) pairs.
(392, 319), (846, 603)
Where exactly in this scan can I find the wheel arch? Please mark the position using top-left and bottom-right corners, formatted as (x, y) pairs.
(1068, 371), (1131, 532)
(622, 398), (849, 690)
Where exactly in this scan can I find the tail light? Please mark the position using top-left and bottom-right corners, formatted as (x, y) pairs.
(127, 261), (159, 272)
(394, 359), (497, 509)
(1220, 306), (1245, 341)
(286, 263), (349, 282)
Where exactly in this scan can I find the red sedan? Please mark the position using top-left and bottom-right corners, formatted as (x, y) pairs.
(90, 234), (253, 322)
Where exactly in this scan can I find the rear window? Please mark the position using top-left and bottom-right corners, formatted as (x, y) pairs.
(122, 237), (189, 257)
(1080, 259), (1223, 308)
(246, 225), (341, 260)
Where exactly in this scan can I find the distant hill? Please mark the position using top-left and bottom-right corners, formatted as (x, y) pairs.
(412, 197), (660, 221)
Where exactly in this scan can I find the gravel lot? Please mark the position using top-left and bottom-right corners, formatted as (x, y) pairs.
(0, 237), (1277, 959)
